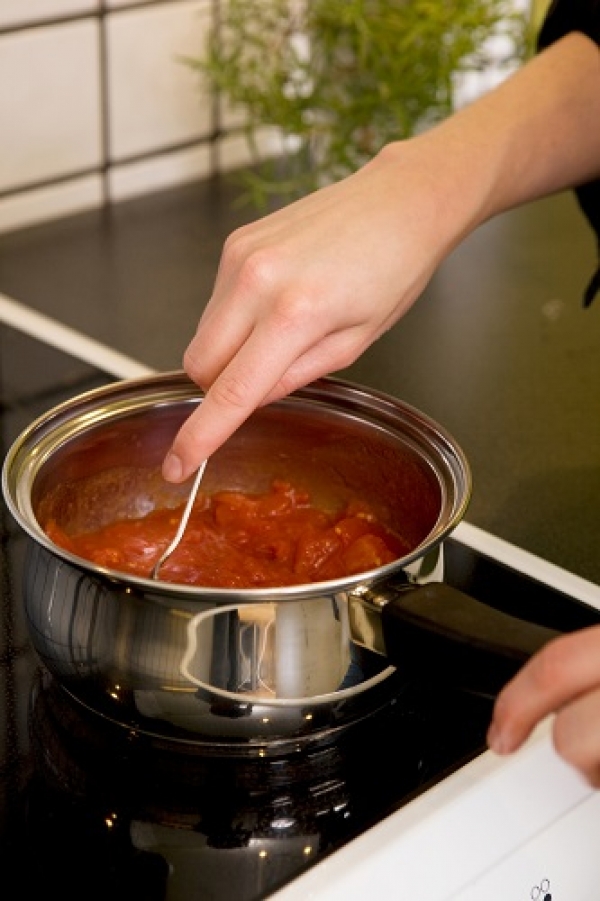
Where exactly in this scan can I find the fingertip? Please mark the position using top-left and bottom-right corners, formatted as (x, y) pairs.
(486, 721), (511, 755)
(162, 451), (184, 483)
(487, 708), (530, 756)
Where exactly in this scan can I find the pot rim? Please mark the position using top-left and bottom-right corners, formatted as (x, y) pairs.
(2, 371), (472, 601)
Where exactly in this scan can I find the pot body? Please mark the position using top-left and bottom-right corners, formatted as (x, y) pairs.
(3, 373), (470, 749)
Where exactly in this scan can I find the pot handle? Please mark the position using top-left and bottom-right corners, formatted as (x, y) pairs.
(350, 582), (561, 697)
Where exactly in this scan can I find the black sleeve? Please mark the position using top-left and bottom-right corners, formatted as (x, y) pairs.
(538, 0), (600, 306)
(538, 0), (600, 49)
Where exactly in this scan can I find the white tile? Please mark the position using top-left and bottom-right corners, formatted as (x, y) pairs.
(0, 174), (103, 234)
(107, 0), (212, 160)
(218, 128), (282, 172)
(0, 0), (98, 29)
(220, 95), (248, 131)
(0, 20), (102, 192)
(104, 0), (146, 7)
(108, 142), (211, 202)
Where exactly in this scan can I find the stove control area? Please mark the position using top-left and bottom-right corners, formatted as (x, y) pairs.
(455, 791), (600, 900)
(272, 723), (600, 901)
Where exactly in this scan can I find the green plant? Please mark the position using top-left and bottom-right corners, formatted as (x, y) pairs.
(189, 0), (532, 207)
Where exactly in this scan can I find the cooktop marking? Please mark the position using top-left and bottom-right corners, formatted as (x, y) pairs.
(0, 292), (155, 380)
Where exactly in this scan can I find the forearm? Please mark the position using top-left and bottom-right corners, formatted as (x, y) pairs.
(379, 32), (600, 255)
(464, 32), (600, 212)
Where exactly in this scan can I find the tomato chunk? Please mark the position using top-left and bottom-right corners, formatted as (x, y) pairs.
(45, 481), (412, 588)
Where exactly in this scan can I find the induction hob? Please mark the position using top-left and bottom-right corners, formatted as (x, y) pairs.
(2, 294), (600, 901)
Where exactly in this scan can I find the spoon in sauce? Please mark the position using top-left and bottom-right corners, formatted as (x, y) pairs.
(151, 459), (208, 580)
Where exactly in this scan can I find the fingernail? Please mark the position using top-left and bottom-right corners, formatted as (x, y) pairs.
(487, 722), (508, 755)
(163, 452), (183, 483)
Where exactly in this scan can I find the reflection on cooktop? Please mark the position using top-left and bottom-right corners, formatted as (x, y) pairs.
(11, 670), (491, 901)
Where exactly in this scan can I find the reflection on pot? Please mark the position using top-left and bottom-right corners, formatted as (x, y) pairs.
(181, 597), (393, 704)
(24, 537), (445, 746)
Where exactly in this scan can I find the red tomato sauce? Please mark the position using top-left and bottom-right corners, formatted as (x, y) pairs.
(45, 480), (411, 588)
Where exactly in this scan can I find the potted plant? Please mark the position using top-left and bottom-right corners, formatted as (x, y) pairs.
(189, 0), (531, 208)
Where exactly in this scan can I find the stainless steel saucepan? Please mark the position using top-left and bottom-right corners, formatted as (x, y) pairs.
(2, 372), (558, 752)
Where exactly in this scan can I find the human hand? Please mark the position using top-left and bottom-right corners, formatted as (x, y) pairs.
(487, 624), (600, 786)
(162, 139), (468, 483)
(162, 31), (600, 483)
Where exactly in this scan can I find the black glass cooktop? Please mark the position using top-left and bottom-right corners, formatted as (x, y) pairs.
(1, 323), (599, 901)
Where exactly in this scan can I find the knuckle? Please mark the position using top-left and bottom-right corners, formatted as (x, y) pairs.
(526, 635), (572, 693)
(327, 333), (366, 370)
(183, 345), (210, 388)
(586, 772), (600, 789)
(551, 715), (599, 787)
(551, 715), (576, 762)
(231, 244), (280, 297)
(584, 764), (600, 789)
(222, 224), (252, 261)
(271, 371), (301, 401)
(210, 374), (252, 411)
(269, 292), (314, 334)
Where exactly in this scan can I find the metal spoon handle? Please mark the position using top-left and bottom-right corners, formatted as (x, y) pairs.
(151, 459), (208, 580)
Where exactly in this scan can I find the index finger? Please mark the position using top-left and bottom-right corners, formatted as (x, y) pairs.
(162, 316), (323, 482)
(488, 624), (600, 754)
